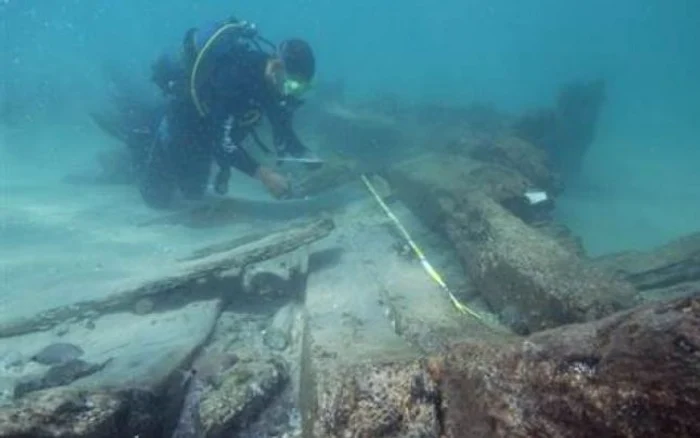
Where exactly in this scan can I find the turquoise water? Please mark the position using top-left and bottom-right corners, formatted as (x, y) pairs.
(3, 1), (698, 255)
(0, 0), (699, 432)
(1, 0), (698, 326)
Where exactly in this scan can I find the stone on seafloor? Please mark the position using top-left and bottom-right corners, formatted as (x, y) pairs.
(305, 295), (700, 437)
(241, 246), (309, 302)
(0, 351), (24, 371)
(305, 359), (442, 437)
(0, 300), (221, 402)
(30, 342), (84, 365)
(14, 358), (111, 399)
(132, 297), (155, 315)
(198, 355), (289, 437)
(439, 295), (700, 437)
(0, 387), (155, 437)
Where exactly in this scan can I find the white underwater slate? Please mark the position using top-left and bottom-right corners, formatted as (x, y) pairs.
(525, 190), (549, 205)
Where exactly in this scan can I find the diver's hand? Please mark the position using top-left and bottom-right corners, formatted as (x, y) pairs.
(255, 166), (290, 199)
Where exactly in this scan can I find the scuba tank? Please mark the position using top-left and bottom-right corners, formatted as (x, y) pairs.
(181, 17), (277, 117)
(151, 16), (276, 108)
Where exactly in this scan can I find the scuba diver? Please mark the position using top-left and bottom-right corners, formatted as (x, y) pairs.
(143, 17), (318, 208)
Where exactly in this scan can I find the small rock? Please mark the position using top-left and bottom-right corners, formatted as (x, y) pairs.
(0, 387), (131, 437)
(14, 358), (111, 398)
(84, 319), (96, 330)
(31, 342), (84, 365)
(263, 303), (302, 352)
(192, 351), (240, 388)
(54, 323), (70, 337)
(263, 329), (289, 351)
(240, 386), (301, 438)
(83, 310), (100, 319)
(1, 350), (24, 370)
(0, 378), (15, 407)
(133, 297), (155, 315)
(199, 356), (289, 436)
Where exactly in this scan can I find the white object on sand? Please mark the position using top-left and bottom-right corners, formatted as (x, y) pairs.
(277, 157), (325, 164)
(524, 190), (548, 205)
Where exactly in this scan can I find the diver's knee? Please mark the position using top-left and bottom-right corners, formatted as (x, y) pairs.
(139, 161), (176, 209)
(139, 180), (175, 209)
(180, 182), (207, 200)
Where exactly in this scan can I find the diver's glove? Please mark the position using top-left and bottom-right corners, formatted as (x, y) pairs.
(255, 166), (290, 199)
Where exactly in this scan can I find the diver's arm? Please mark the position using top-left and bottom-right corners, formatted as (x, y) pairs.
(211, 115), (261, 177)
(211, 114), (290, 198)
(267, 99), (307, 157)
(274, 124), (306, 157)
(220, 145), (260, 177)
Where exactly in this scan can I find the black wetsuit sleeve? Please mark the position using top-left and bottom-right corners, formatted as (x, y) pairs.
(267, 99), (307, 157)
(216, 142), (260, 177)
(210, 116), (260, 177)
(206, 55), (263, 178)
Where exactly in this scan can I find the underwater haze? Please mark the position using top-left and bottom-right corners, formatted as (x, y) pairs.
(1, 0), (700, 436)
(2, 0), (699, 252)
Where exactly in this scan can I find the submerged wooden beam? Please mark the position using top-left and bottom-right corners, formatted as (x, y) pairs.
(0, 218), (335, 338)
(594, 232), (700, 301)
(386, 152), (639, 334)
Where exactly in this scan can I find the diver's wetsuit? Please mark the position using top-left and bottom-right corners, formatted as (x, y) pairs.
(140, 23), (307, 208)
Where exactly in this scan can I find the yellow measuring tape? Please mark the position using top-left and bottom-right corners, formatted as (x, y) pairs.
(360, 174), (483, 320)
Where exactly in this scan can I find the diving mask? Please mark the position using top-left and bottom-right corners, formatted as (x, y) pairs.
(282, 77), (311, 97)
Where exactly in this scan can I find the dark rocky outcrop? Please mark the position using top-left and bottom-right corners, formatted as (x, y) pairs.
(6, 80), (696, 438)
(439, 294), (700, 438)
(14, 358), (112, 399)
(306, 359), (442, 437)
(199, 355), (288, 436)
(306, 294), (700, 437)
(6, 294), (697, 437)
(0, 387), (161, 438)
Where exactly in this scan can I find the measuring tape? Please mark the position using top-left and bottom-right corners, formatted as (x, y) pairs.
(360, 174), (483, 320)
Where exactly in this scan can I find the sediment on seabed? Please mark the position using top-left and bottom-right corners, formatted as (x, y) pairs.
(2, 82), (699, 437)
